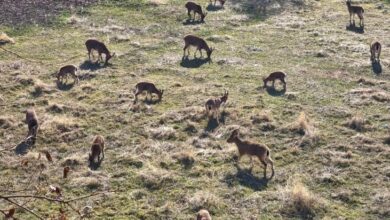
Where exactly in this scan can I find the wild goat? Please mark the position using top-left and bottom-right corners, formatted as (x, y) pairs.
(85, 39), (115, 65)
(210, 0), (225, 7)
(185, 2), (207, 22)
(197, 209), (212, 220)
(183, 35), (214, 60)
(25, 108), (39, 141)
(57, 65), (79, 84)
(370, 41), (381, 62)
(263, 71), (286, 89)
(134, 82), (164, 103)
(346, 0), (364, 27)
(89, 135), (105, 163)
(205, 90), (228, 120)
(227, 129), (275, 179)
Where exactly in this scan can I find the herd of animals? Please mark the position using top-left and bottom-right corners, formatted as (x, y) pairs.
(12, 0), (384, 219)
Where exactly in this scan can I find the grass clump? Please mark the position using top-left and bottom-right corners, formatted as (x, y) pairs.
(345, 115), (368, 132)
(282, 177), (325, 219)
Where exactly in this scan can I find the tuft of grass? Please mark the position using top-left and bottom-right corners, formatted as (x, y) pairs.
(0, 32), (15, 44)
(172, 150), (195, 168)
(282, 177), (325, 218)
(0, 116), (16, 129)
(149, 126), (177, 140)
(345, 115), (368, 132)
(138, 167), (177, 190)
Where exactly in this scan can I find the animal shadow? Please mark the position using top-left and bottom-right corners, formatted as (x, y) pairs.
(223, 163), (269, 191)
(265, 85), (286, 96)
(346, 23), (364, 34)
(144, 98), (161, 105)
(180, 56), (210, 68)
(205, 117), (219, 132)
(206, 4), (223, 11)
(372, 60), (382, 75)
(219, 111), (228, 124)
(15, 138), (35, 155)
(56, 81), (75, 91)
(89, 158), (103, 170)
(79, 60), (109, 71)
(182, 18), (204, 25)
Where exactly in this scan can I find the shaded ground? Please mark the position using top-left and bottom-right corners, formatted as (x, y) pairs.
(0, 0), (97, 25)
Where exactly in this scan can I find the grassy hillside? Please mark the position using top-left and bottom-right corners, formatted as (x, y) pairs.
(0, 0), (389, 219)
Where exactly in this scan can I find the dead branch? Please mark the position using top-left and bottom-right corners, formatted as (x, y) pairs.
(2, 197), (44, 220)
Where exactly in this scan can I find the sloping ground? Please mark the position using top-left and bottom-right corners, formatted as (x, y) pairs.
(0, 0), (97, 25)
(0, 0), (389, 219)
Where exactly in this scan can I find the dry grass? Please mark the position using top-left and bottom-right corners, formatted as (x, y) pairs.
(282, 177), (325, 218)
(0, 32), (15, 44)
(345, 115), (368, 132)
(187, 191), (223, 213)
(1, 0), (389, 218)
(285, 112), (319, 147)
(138, 167), (177, 190)
(149, 126), (177, 140)
(172, 150), (195, 168)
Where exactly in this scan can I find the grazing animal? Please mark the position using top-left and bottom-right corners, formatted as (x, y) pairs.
(185, 2), (207, 22)
(197, 209), (212, 220)
(210, 0), (225, 7)
(263, 71), (286, 89)
(183, 35), (213, 59)
(205, 90), (228, 120)
(370, 41), (381, 62)
(25, 108), (39, 140)
(346, 0), (364, 27)
(85, 39), (115, 65)
(57, 65), (79, 84)
(227, 129), (275, 179)
(134, 82), (164, 103)
(89, 135), (105, 163)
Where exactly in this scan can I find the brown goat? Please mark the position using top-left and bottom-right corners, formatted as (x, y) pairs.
(210, 0), (225, 7)
(185, 2), (207, 22)
(85, 39), (115, 65)
(205, 90), (228, 120)
(134, 82), (164, 103)
(183, 35), (214, 60)
(197, 209), (212, 220)
(227, 129), (274, 179)
(263, 71), (286, 89)
(89, 135), (105, 163)
(25, 108), (39, 140)
(346, 0), (364, 27)
(57, 65), (79, 84)
(370, 41), (381, 63)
